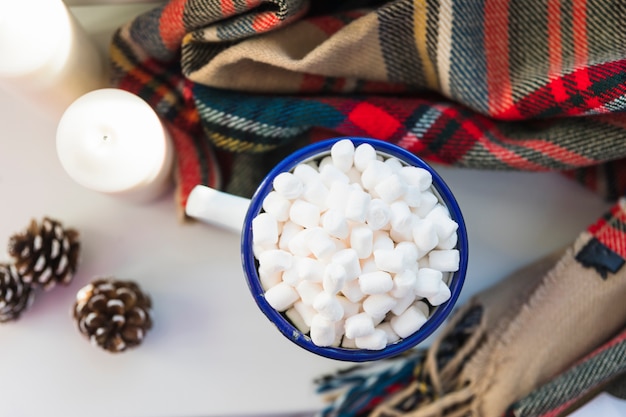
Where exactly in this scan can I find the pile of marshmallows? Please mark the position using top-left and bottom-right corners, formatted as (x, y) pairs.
(251, 139), (460, 351)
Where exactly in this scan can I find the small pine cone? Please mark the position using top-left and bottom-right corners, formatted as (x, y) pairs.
(73, 278), (153, 353)
(0, 263), (35, 322)
(7, 217), (80, 291)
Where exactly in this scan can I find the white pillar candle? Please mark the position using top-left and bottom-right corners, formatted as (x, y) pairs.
(56, 88), (175, 202)
(0, 0), (105, 121)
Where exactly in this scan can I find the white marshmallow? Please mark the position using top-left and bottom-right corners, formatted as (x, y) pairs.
(350, 226), (374, 259)
(399, 166), (432, 191)
(258, 249), (292, 274)
(310, 314), (336, 347)
(252, 212), (279, 245)
(262, 191), (291, 222)
(391, 269), (417, 298)
(331, 249), (361, 280)
(361, 160), (393, 191)
(428, 249), (460, 272)
(337, 294), (360, 318)
(437, 232), (458, 250)
(258, 266), (282, 290)
(372, 231), (395, 251)
(412, 218), (439, 253)
(303, 180), (329, 211)
(413, 190), (439, 218)
(287, 228), (313, 257)
(265, 282), (299, 311)
(353, 143), (377, 172)
(285, 307), (309, 334)
(377, 322), (400, 344)
(362, 293), (397, 318)
(318, 155), (333, 170)
(347, 167), (362, 185)
(389, 200), (413, 232)
(340, 279), (365, 303)
(366, 199), (391, 230)
(292, 163), (319, 184)
(313, 291), (345, 322)
(281, 265), (301, 286)
(322, 208), (350, 240)
(341, 336), (358, 349)
(404, 185), (421, 207)
(428, 281), (452, 306)
(273, 172), (303, 200)
(418, 256), (430, 269)
(395, 241), (419, 270)
(296, 256), (325, 282)
(320, 163), (350, 188)
(278, 221), (303, 251)
(252, 242), (277, 259)
(426, 209), (458, 241)
(375, 174), (407, 203)
(390, 305), (428, 338)
(289, 199), (321, 229)
(414, 268), (443, 298)
(360, 256), (378, 274)
(326, 181), (352, 212)
(322, 263), (347, 294)
(331, 139), (355, 172)
(344, 312), (375, 339)
(308, 227), (336, 260)
(374, 249), (405, 274)
(355, 329), (387, 350)
(390, 226), (414, 243)
(414, 300), (430, 317)
(358, 271), (394, 295)
(294, 301), (317, 327)
(384, 157), (404, 173)
(345, 188), (371, 223)
(391, 292), (416, 316)
(296, 280), (323, 305)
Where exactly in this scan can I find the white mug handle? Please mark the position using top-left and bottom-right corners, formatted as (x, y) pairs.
(185, 185), (251, 234)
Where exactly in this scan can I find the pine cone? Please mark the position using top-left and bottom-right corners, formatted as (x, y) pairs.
(8, 217), (80, 291)
(73, 278), (153, 353)
(0, 263), (35, 322)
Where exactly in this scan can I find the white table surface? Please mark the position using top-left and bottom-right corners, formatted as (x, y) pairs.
(0, 3), (613, 417)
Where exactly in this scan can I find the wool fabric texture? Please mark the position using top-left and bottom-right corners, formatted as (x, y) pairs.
(109, 0), (626, 211)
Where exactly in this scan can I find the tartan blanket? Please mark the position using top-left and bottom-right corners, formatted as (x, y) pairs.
(109, 0), (626, 210)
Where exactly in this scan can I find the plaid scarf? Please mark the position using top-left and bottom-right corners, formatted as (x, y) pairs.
(109, 0), (626, 210)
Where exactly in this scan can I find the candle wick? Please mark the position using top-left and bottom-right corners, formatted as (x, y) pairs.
(103, 135), (108, 141)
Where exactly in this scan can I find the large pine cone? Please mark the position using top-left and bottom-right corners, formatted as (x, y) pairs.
(8, 217), (80, 291)
(73, 278), (153, 353)
(0, 263), (35, 322)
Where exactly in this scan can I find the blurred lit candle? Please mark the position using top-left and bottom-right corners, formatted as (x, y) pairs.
(56, 88), (175, 202)
(0, 0), (105, 121)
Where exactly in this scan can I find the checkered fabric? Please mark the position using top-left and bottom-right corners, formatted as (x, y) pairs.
(109, 0), (626, 208)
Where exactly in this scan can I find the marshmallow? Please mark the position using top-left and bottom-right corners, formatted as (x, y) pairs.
(265, 282), (299, 311)
(390, 305), (428, 338)
(390, 269), (417, 298)
(322, 208), (350, 240)
(258, 266), (282, 290)
(414, 300), (430, 317)
(377, 322), (400, 344)
(360, 256), (378, 274)
(303, 180), (329, 211)
(350, 226), (374, 259)
(318, 155), (333, 170)
(428, 281), (452, 306)
(296, 256), (325, 282)
(412, 218), (439, 253)
(292, 163), (319, 184)
(287, 228), (313, 257)
(384, 157), (404, 173)
(313, 291), (345, 322)
(414, 268), (443, 298)
(289, 199), (321, 229)
(404, 185), (421, 207)
(389, 200), (413, 232)
(390, 226), (414, 243)
(428, 249), (460, 272)
(344, 312), (375, 339)
(262, 191), (291, 222)
(326, 181), (352, 212)
(366, 199), (391, 230)
(399, 166), (432, 191)
(374, 249), (405, 274)
(395, 241), (419, 270)
(361, 160), (392, 191)
(362, 293), (397, 318)
(294, 301), (317, 327)
(375, 174), (407, 203)
(320, 163), (350, 188)
(310, 314), (336, 347)
(355, 329), (387, 350)
(426, 207), (458, 241)
(331, 139), (355, 172)
(337, 294), (360, 318)
(341, 336), (358, 349)
(391, 292), (416, 316)
(345, 188), (371, 222)
(372, 231), (395, 251)
(308, 227), (337, 260)
(273, 172), (303, 200)
(285, 308), (309, 334)
(331, 249), (361, 281)
(278, 221), (303, 251)
(252, 242), (277, 259)
(413, 190), (439, 218)
(358, 271), (394, 295)
(437, 232), (458, 250)
(353, 143), (377, 172)
(347, 167), (363, 185)
(252, 213), (279, 246)
(281, 265), (301, 286)
(340, 279), (365, 303)
(296, 280), (323, 305)
(258, 249), (292, 274)
(322, 263), (347, 294)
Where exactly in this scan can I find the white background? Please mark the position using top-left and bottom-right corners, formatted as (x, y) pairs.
(0, 3), (613, 416)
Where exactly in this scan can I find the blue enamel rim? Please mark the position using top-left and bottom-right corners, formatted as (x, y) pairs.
(241, 137), (468, 362)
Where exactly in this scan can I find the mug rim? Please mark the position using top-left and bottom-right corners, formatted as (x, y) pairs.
(241, 136), (468, 362)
